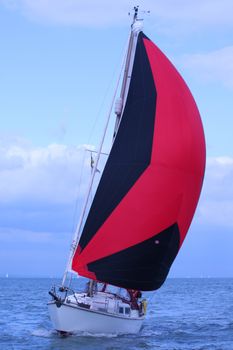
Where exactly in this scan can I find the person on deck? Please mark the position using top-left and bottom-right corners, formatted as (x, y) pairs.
(127, 289), (142, 309)
(86, 280), (97, 297)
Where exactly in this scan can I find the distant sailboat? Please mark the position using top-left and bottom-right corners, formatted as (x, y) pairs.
(48, 6), (206, 335)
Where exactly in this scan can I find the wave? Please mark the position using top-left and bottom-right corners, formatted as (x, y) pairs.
(31, 327), (56, 338)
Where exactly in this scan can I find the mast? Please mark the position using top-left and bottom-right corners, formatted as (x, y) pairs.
(113, 6), (143, 138)
(62, 7), (143, 287)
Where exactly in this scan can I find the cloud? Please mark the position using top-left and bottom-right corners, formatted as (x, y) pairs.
(197, 156), (233, 228)
(1, 0), (233, 28)
(150, 0), (233, 26)
(0, 0), (129, 26)
(0, 137), (107, 234)
(181, 46), (233, 89)
(0, 139), (96, 205)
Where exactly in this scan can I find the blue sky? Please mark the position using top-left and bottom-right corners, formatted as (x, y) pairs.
(0, 0), (233, 279)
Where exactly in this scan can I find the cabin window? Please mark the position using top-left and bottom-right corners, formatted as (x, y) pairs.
(125, 307), (130, 315)
(119, 307), (124, 314)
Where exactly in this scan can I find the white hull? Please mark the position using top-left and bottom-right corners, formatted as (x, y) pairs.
(48, 291), (145, 335)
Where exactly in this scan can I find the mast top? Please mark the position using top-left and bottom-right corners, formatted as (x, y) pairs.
(130, 5), (150, 33)
(133, 5), (139, 22)
(131, 5), (143, 33)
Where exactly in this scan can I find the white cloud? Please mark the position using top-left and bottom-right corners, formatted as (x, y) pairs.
(181, 46), (233, 89)
(0, 140), (97, 205)
(1, 0), (233, 28)
(0, 0), (129, 26)
(198, 156), (233, 227)
(150, 0), (233, 25)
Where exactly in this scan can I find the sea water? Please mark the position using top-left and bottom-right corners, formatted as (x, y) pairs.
(0, 278), (233, 350)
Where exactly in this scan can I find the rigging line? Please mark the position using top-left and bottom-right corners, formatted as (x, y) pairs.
(69, 147), (87, 237)
(61, 31), (131, 287)
(86, 32), (131, 147)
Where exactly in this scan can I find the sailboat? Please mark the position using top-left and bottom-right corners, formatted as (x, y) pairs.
(48, 7), (206, 335)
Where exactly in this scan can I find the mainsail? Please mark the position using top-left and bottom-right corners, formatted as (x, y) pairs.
(71, 31), (206, 291)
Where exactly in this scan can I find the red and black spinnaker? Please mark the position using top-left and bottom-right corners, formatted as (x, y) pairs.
(71, 32), (206, 291)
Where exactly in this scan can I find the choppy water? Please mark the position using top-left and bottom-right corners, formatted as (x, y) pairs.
(0, 278), (233, 349)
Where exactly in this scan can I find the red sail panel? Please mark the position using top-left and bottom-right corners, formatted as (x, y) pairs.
(71, 33), (205, 291)
(144, 37), (206, 244)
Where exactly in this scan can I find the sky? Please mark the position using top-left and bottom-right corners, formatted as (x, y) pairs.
(0, 0), (233, 279)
